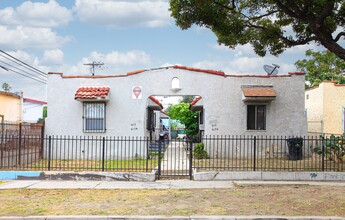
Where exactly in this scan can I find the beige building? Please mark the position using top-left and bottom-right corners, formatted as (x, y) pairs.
(305, 81), (345, 135)
(0, 91), (22, 122)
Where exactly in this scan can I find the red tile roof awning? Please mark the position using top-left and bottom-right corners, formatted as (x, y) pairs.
(148, 96), (163, 110)
(242, 86), (276, 102)
(75, 87), (110, 101)
(189, 97), (203, 111)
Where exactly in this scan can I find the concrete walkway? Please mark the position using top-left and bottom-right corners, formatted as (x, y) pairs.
(160, 140), (189, 176)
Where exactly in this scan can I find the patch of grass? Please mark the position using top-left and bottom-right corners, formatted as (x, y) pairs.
(194, 157), (345, 172)
(26, 158), (159, 172)
(171, 209), (193, 215)
(0, 186), (344, 216)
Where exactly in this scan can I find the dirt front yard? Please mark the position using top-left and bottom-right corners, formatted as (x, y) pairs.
(0, 184), (344, 217)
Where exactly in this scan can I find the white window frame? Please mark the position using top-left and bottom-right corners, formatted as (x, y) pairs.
(247, 105), (266, 130)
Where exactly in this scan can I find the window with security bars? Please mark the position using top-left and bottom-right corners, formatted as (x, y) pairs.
(247, 105), (266, 130)
(83, 102), (106, 132)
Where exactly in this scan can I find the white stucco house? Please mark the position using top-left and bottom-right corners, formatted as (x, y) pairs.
(46, 65), (307, 139)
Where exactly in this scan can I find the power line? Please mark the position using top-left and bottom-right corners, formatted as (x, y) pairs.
(0, 53), (47, 78)
(0, 50), (47, 84)
(0, 60), (47, 82)
(0, 50), (47, 77)
(0, 63), (46, 84)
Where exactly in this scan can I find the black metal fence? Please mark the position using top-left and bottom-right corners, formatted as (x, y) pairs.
(194, 135), (344, 172)
(0, 122), (44, 169)
(0, 134), (344, 174)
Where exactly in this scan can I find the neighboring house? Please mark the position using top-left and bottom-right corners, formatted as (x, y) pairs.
(305, 81), (345, 135)
(46, 65), (307, 138)
(23, 98), (47, 123)
(0, 91), (22, 122)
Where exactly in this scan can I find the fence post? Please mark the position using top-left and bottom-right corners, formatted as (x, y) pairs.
(321, 136), (325, 171)
(40, 123), (45, 159)
(189, 140), (193, 180)
(158, 139), (162, 180)
(146, 137), (149, 172)
(18, 123), (22, 165)
(253, 136), (256, 171)
(102, 137), (105, 172)
(48, 136), (52, 171)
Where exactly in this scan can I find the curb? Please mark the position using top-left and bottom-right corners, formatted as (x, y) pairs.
(0, 216), (344, 220)
(0, 171), (155, 182)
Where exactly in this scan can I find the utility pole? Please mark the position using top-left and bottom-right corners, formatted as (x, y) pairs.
(83, 61), (104, 76)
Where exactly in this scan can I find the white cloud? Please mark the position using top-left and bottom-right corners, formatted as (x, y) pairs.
(284, 43), (323, 55)
(41, 49), (64, 66)
(89, 50), (151, 66)
(60, 50), (152, 76)
(192, 55), (297, 75)
(0, 0), (73, 28)
(74, 0), (172, 28)
(0, 25), (71, 50)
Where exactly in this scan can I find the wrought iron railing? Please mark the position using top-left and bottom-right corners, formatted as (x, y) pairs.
(0, 134), (344, 173)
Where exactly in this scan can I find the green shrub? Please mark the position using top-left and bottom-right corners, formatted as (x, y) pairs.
(193, 142), (209, 159)
(312, 134), (345, 163)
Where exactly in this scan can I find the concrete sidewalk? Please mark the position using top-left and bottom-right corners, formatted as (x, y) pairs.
(1, 180), (345, 189)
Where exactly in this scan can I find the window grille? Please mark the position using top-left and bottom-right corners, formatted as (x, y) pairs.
(83, 102), (106, 132)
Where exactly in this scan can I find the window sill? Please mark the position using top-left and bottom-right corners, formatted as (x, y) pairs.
(246, 130), (267, 132)
(83, 130), (106, 133)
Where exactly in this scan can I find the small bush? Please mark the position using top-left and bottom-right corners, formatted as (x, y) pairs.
(194, 142), (209, 159)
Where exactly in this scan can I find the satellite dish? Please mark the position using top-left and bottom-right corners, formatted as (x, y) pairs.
(263, 64), (280, 75)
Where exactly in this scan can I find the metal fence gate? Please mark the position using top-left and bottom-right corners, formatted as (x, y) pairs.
(156, 138), (193, 179)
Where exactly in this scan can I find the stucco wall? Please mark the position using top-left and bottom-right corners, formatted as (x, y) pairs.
(305, 84), (324, 134)
(323, 82), (345, 135)
(46, 68), (307, 138)
(305, 82), (345, 135)
(0, 92), (22, 122)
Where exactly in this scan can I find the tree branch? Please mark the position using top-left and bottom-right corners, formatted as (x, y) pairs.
(334, 32), (345, 42)
(245, 22), (315, 46)
(273, 0), (303, 20)
(240, 10), (279, 21)
(316, 1), (335, 24)
(213, 0), (236, 11)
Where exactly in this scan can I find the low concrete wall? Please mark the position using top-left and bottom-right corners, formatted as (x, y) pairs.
(0, 171), (156, 182)
(194, 171), (345, 181)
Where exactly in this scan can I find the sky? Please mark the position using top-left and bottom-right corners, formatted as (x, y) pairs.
(0, 0), (329, 102)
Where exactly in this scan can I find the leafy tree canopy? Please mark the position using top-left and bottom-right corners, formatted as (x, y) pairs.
(180, 95), (195, 104)
(295, 49), (345, 88)
(170, 0), (345, 60)
(2, 82), (11, 92)
(167, 102), (199, 137)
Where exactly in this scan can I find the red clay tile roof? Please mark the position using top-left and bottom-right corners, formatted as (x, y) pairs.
(48, 66), (305, 79)
(190, 97), (202, 108)
(24, 98), (47, 105)
(149, 96), (163, 109)
(75, 87), (110, 100)
(172, 65), (225, 76)
(242, 87), (276, 97)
